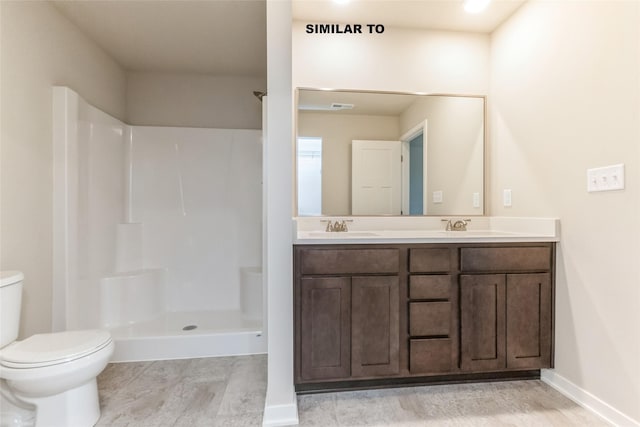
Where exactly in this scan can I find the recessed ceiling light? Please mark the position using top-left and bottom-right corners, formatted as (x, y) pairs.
(333, 0), (350, 5)
(464, 0), (491, 13)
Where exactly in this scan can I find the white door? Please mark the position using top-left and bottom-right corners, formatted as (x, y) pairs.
(352, 140), (401, 215)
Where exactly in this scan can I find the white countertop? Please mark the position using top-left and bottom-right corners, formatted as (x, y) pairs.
(293, 216), (559, 245)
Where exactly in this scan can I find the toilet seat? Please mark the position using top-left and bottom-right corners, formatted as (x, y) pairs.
(0, 330), (112, 369)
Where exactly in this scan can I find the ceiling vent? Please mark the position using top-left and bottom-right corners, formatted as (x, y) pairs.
(299, 102), (355, 111)
(330, 103), (354, 110)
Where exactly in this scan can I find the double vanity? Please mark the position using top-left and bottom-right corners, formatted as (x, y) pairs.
(293, 217), (559, 392)
(294, 89), (558, 393)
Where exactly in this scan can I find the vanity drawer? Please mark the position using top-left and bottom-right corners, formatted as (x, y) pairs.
(409, 248), (451, 273)
(460, 247), (551, 272)
(299, 248), (399, 275)
(409, 302), (451, 336)
(410, 338), (452, 374)
(409, 275), (451, 300)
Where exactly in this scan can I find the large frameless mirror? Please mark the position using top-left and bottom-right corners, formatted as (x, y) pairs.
(296, 89), (485, 216)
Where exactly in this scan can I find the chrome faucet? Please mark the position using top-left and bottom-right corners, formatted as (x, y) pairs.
(321, 219), (352, 232)
(333, 220), (348, 232)
(442, 218), (471, 231)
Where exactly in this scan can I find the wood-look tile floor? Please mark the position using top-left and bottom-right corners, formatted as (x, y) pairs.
(297, 381), (611, 427)
(97, 355), (267, 426)
(97, 355), (610, 427)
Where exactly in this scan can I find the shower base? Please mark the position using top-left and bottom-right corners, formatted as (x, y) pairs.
(109, 310), (266, 362)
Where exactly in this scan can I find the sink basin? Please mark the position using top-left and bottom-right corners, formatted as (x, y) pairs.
(306, 231), (380, 238)
(298, 229), (526, 240)
(450, 230), (517, 236)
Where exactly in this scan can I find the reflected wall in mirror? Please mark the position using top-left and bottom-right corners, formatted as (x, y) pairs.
(296, 89), (485, 217)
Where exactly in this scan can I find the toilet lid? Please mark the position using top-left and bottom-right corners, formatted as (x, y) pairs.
(1, 330), (112, 368)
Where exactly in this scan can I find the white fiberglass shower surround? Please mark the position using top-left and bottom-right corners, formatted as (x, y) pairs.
(52, 87), (265, 361)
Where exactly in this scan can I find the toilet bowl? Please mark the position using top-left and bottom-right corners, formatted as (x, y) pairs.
(0, 271), (114, 427)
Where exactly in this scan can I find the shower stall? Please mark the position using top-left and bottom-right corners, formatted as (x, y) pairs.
(52, 87), (266, 361)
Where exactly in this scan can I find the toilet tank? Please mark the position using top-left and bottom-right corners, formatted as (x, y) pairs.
(0, 271), (24, 348)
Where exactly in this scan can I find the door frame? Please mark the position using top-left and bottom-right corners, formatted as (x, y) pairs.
(400, 120), (428, 215)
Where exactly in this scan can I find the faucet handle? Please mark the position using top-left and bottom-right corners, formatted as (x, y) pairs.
(452, 218), (471, 231)
(320, 219), (334, 232)
(441, 219), (453, 231)
(339, 219), (354, 232)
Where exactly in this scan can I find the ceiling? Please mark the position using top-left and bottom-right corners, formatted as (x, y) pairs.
(52, 0), (267, 76)
(299, 89), (418, 116)
(52, 0), (524, 77)
(292, 0), (526, 33)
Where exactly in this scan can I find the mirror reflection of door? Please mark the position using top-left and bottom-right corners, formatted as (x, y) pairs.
(401, 120), (428, 216)
(297, 137), (322, 216)
(351, 140), (401, 215)
(408, 133), (424, 215)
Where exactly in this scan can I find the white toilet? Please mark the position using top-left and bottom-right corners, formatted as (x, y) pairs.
(0, 271), (114, 427)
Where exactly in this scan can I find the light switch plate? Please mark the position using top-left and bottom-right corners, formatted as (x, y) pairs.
(587, 164), (625, 192)
(503, 189), (512, 207)
(473, 192), (480, 208)
(433, 190), (443, 203)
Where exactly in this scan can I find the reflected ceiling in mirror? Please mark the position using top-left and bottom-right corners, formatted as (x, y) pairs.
(296, 89), (485, 217)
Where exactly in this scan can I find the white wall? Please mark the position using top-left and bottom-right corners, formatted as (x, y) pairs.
(297, 112), (399, 215)
(263, 1), (298, 426)
(293, 21), (490, 94)
(127, 72), (266, 129)
(491, 1), (640, 423)
(0, 1), (127, 338)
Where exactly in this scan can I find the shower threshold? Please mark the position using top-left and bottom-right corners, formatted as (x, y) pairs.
(109, 310), (265, 362)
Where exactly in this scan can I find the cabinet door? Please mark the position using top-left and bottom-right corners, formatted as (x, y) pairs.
(300, 277), (351, 380)
(460, 274), (506, 371)
(506, 273), (552, 369)
(351, 276), (400, 377)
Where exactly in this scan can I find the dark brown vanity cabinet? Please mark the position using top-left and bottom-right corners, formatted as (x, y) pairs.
(295, 243), (555, 391)
(296, 248), (401, 383)
(459, 247), (553, 372)
(460, 273), (552, 371)
(299, 276), (351, 380)
(407, 248), (458, 375)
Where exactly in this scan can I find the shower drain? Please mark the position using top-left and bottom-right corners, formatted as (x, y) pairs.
(182, 324), (198, 331)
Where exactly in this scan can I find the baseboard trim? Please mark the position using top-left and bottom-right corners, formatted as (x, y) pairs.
(541, 369), (639, 427)
(262, 398), (299, 427)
